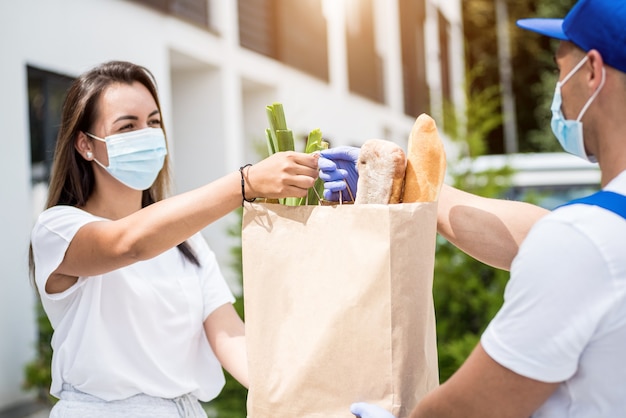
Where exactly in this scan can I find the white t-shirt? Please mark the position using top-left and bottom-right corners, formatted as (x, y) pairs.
(30, 205), (236, 402)
(482, 171), (626, 417)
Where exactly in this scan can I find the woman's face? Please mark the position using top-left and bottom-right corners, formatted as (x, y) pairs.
(90, 81), (162, 167)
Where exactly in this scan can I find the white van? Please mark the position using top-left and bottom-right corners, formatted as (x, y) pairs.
(453, 152), (602, 210)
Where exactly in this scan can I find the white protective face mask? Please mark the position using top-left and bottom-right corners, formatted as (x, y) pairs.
(550, 55), (605, 162)
(86, 127), (167, 190)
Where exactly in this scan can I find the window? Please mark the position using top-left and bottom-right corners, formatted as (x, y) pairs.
(239, 0), (278, 58)
(128, 0), (210, 28)
(345, 0), (384, 102)
(28, 66), (74, 185)
(399, 0), (429, 117)
(238, 0), (329, 81)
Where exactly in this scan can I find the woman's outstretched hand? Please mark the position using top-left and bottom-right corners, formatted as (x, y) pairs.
(245, 151), (319, 199)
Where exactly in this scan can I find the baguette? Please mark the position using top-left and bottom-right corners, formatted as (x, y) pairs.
(355, 139), (407, 204)
(401, 113), (447, 202)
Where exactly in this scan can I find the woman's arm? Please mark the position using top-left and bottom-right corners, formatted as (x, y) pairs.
(204, 303), (249, 388)
(437, 184), (548, 271)
(47, 152), (319, 293)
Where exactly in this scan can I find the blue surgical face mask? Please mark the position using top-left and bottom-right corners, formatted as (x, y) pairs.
(85, 127), (167, 190)
(550, 55), (605, 163)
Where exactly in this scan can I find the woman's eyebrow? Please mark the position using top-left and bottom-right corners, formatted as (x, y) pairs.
(113, 110), (159, 124)
(113, 115), (138, 123)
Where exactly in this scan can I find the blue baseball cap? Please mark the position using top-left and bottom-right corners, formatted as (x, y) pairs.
(517, 0), (626, 73)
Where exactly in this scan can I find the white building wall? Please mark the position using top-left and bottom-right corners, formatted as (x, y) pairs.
(0, 0), (463, 411)
(0, 40), (37, 412)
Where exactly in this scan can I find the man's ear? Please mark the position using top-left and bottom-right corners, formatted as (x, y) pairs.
(587, 49), (605, 90)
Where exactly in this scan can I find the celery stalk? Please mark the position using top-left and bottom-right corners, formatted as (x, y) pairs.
(265, 107), (280, 153)
(305, 128), (323, 154)
(272, 104), (288, 130)
(266, 104), (295, 154)
(298, 129), (329, 206)
(275, 130), (295, 153)
(265, 103), (327, 205)
(265, 129), (276, 156)
(266, 103), (297, 205)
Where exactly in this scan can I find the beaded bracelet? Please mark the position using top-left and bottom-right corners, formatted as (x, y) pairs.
(239, 164), (256, 206)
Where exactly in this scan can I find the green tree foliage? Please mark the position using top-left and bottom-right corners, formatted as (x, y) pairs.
(436, 64), (513, 382)
(462, 0), (503, 153)
(434, 160), (513, 382)
(443, 64), (503, 158)
(203, 207), (248, 418)
(463, 0), (576, 154)
(436, 0), (591, 374)
(23, 301), (55, 404)
(511, 0), (576, 151)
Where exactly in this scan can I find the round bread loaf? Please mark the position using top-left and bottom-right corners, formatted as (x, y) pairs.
(355, 139), (407, 204)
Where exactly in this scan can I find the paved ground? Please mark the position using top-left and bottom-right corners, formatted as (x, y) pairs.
(21, 410), (49, 418)
(0, 403), (51, 418)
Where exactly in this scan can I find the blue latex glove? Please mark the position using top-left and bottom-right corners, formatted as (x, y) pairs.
(350, 402), (396, 418)
(318, 146), (360, 201)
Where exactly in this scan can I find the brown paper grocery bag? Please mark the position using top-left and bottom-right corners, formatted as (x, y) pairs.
(242, 202), (439, 418)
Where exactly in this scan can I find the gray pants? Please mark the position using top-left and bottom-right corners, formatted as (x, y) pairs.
(50, 384), (208, 418)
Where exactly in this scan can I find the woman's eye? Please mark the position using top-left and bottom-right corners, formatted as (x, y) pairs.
(149, 119), (162, 127)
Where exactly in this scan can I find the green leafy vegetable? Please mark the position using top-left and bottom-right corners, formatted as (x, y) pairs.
(265, 103), (328, 205)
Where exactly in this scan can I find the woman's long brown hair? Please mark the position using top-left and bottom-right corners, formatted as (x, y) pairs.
(29, 61), (199, 286)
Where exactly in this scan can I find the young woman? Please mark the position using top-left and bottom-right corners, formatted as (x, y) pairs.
(30, 60), (319, 417)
